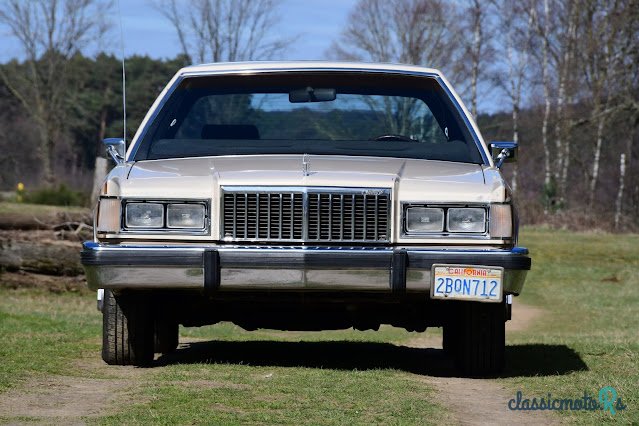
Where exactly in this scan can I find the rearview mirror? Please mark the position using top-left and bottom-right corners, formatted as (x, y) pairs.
(489, 141), (517, 168)
(103, 138), (125, 164)
(289, 87), (336, 103)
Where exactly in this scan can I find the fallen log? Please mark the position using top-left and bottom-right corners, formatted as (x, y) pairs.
(0, 209), (91, 231)
(0, 232), (83, 276)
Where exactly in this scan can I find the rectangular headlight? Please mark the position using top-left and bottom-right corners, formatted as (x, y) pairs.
(447, 208), (486, 233)
(406, 207), (444, 233)
(125, 203), (164, 228)
(167, 203), (205, 229)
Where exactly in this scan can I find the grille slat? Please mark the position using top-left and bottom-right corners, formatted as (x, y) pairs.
(278, 194), (283, 239)
(223, 189), (389, 242)
(350, 197), (355, 240)
(244, 194), (248, 237)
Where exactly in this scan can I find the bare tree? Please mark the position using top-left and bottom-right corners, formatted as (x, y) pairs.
(577, 0), (633, 207)
(155, 0), (288, 64)
(538, 0), (553, 193)
(552, 1), (579, 204)
(457, 0), (494, 118)
(614, 153), (626, 228)
(526, 0), (582, 208)
(330, 0), (459, 70)
(493, 0), (535, 193)
(609, 0), (639, 226)
(0, 0), (112, 184)
(329, 0), (464, 136)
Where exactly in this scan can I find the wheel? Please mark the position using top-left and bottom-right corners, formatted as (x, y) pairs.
(453, 301), (506, 377)
(102, 289), (154, 366)
(154, 319), (179, 354)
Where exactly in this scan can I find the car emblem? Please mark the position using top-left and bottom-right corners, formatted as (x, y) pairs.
(302, 153), (310, 176)
(363, 189), (384, 196)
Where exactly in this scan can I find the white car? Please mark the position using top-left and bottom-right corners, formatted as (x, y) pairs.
(81, 61), (530, 376)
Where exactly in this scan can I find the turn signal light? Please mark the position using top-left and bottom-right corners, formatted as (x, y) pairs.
(96, 198), (121, 232)
(490, 204), (512, 238)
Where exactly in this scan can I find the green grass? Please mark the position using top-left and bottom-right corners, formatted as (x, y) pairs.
(0, 228), (638, 423)
(0, 289), (446, 424)
(100, 367), (441, 425)
(0, 289), (100, 391)
(498, 227), (639, 423)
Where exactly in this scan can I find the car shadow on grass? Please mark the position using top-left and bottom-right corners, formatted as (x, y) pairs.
(156, 340), (588, 378)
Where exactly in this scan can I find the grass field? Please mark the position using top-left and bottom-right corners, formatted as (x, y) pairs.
(0, 228), (637, 424)
(499, 228), (638, 423)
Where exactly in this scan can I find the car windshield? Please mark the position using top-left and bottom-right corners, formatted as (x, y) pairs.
(134, 72), (483, 163)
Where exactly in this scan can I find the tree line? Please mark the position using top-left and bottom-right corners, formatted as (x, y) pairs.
(0, 0), (638, 230)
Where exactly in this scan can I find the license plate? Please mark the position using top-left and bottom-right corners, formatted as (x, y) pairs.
(431, 264), (503, 302)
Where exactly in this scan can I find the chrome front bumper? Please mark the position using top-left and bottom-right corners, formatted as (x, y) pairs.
(81, 242), (530, 294)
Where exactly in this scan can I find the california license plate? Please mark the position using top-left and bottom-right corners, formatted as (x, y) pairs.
(431, 264), (503, 302)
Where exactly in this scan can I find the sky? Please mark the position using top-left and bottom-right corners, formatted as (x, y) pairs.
(0, 0), (357, 61)
(123, 0), (357, 62)
(0, 0), (502, 114)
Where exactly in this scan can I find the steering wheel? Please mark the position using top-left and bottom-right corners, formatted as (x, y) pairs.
(372, 134), (417, 142)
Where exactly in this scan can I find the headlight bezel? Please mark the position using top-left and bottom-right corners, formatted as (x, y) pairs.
(402, 203), (512, 239)
(116, 199), (210, 234)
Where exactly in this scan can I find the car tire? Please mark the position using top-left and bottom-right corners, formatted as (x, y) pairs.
(454, 301), (505, 377)
(102, 289), (154, 366)
(154, 319), (179, 354)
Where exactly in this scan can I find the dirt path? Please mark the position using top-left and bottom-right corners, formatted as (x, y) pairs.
(0, 359), (147, 424)
(407, 300), (558, 425)
(506, 300), (543, 332)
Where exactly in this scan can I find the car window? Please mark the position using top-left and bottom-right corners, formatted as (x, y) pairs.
(174, 93), (449, 144)
(136, 72), (483, 164)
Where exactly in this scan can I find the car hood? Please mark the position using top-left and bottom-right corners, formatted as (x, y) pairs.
(123, 155), (505, 202)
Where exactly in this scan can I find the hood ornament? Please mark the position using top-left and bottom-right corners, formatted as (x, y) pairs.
(302, 153), (310, 176)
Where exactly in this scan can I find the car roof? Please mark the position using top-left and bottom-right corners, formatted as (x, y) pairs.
(178, 61), (443, 77)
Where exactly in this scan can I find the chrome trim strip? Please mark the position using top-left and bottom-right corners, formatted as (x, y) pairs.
(84, 240), (528, 254)
(180, 67), (439, 79)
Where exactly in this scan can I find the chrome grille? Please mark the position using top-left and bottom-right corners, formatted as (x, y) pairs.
(223, 192), (304, 240)
(307, 192), (389, 241)
(222, 188), (390, 242)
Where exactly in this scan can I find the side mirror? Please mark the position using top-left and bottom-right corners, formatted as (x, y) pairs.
(489, 141), (517, 168)
(103, 138), (125, 164)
